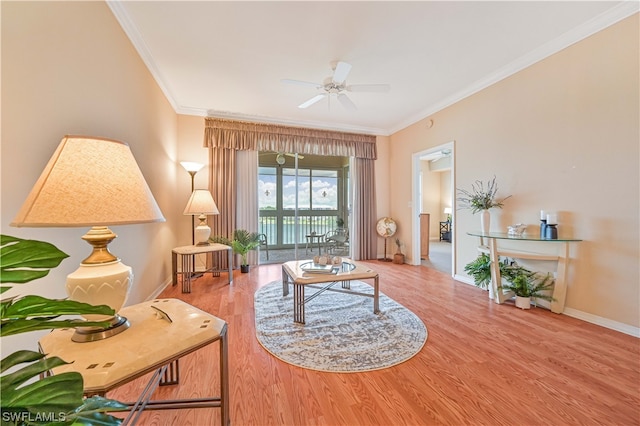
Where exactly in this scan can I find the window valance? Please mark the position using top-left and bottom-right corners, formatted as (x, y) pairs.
(204, 117), (377, 159)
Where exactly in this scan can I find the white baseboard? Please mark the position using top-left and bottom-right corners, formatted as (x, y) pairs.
(451, 275), (639, 338)
(147, 276), (173, 301)
(562, 307), (640, 338)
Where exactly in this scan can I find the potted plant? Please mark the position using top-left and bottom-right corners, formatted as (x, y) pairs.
(464, 253), (493, 289)
(336, 217), (345, 228)
(212, 229), (260, 273)
(1, 235), (126, 425)
(393, 238), (405, 264)
(501, 271), (556, 309)
(456, 176), (511, 233)
(464, 254), (530, 290)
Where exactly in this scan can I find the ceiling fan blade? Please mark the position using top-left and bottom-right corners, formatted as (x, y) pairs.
(337, 93), (357, 111)
(332, 61), (352, 84)
(298, 94), (326, 109)
(281, 79), (323, 89)
(346, 84), (391, 93)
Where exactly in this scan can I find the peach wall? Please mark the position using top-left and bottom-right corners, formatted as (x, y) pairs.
(1, 2), (180, 352)
(388, 14), (639, 330)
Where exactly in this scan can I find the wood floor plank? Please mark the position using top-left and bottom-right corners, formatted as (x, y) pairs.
(109, 261), (640, 425)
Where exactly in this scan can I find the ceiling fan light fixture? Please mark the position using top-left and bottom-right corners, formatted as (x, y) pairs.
(285, 61), (389, 111)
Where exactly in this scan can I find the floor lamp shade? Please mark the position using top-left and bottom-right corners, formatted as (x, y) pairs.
(183, 189), (219, 245)
(11, 135), (165, 342)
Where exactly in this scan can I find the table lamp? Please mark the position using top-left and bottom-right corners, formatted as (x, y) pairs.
(11, 135), (165, 342)
(444, 207), (452, 222)
(183, 189), (219, 245)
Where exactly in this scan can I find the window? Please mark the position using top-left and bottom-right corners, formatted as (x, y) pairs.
(258, 155), (347, 249)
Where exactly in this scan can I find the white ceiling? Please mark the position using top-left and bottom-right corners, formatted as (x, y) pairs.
(108, 1), (637, 136)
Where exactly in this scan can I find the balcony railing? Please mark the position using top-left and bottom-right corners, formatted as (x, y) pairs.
(259, 212), (344, 248)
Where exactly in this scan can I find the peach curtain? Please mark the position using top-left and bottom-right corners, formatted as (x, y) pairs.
(204, 117), (377, 159)
(204, 117), (378, 260)
(350, 158), (378, 259)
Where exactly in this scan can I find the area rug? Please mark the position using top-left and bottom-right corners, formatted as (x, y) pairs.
(254, 280), (428, 372)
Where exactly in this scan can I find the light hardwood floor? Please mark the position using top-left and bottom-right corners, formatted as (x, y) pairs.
(110, 261), (640, 425)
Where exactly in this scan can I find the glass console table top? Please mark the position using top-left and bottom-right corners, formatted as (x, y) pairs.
(467, 231), (582, 242)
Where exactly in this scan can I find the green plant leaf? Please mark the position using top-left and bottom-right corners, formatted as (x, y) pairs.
(0, 235), (69, 285)
(1, 353), (73, 394)
(1, 349), (46, 374)
(2, 295), (114, 319)
(1, 318), (112, 337)
(3, 372), (84, 412)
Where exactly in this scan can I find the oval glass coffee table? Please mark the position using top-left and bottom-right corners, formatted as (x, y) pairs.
(281, 260), (379, 324)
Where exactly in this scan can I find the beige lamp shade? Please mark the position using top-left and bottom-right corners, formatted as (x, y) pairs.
(11, 135), (165, 227)
(184, 189), (218, 245)
(10, 135), (165, 342)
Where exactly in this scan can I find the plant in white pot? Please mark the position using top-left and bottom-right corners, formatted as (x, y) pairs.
(501, 271), (555, 309)
(457, 176), (511, 233)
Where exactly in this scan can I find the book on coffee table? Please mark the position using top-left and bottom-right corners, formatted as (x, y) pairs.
(300, 263), (338, 274)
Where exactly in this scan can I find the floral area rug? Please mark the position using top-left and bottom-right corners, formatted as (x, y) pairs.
(254, 280), (427, 372)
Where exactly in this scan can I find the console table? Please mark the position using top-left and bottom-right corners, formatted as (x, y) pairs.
(467, 231), (582, 313)
(39, 299), (229, 425)
(172, 243), (233, 293)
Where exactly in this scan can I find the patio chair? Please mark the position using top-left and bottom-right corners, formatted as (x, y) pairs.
(325, 228), (349, 255)
(258, 233), (269, 260)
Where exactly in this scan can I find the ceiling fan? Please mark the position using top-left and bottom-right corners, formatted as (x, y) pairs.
(282, 61), (390, 110)
(259, 151), (304, 165)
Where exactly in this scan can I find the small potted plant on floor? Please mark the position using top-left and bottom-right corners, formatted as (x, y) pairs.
(501, 271), (555, 309)
(212, 229), (260, 273)
(393, 238), (405, 264)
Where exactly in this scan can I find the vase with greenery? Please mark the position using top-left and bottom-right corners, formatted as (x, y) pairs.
(211, 229), (260, 273)
(457, 176), (511, 233)
(1, 235), (127, 425)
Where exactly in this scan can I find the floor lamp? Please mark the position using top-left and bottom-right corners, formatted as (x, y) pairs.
(180, 161), (204, 245)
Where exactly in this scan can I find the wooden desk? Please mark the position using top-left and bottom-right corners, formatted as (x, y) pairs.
(467, 232), (582, 313)
(281, 260), (379, 324)
(39, 299), (229, 425)
(172, 244), (233, 293)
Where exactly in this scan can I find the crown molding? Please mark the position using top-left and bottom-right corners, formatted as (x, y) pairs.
(108, 1), (637, 137)
(106, 1), (179, 112)
(389, 2), (640, 135)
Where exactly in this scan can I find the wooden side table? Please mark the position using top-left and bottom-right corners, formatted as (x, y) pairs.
(39, 299), (229, 426)
(172, 243), (233, 293)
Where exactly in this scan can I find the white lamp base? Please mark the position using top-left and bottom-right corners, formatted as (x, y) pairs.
(66, 260), (133, 342)
(194, 214), (211, 245)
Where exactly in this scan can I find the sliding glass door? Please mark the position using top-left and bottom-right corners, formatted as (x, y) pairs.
(258, 153), (349, 261)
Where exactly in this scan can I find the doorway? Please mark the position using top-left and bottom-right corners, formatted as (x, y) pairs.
(411, 142), (455, 275)
(257, 152), (350, 263)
